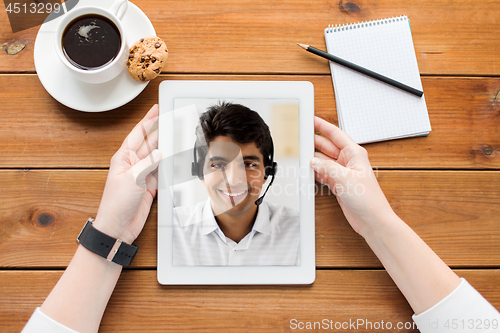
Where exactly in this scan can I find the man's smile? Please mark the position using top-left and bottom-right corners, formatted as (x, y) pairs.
(217, 189), (248, 201)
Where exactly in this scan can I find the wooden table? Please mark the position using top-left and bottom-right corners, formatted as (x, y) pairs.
(1, 0), (499, 332)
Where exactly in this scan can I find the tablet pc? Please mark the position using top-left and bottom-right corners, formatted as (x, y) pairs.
(157, 80), (315, 285)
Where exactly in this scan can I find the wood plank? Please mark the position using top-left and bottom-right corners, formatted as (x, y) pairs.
(317, 170), (500, 268)
(0, 75), (498, 169)
(1, 269), (499, 333)
(1, 0), (500, 75)
(1, 169), (499, 269)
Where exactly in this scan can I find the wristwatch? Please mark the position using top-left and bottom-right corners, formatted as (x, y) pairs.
(76, 217), (139, 267)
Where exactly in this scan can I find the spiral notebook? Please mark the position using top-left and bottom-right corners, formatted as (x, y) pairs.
(324, 16), (431, 144)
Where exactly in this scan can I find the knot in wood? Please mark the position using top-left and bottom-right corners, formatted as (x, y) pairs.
(34, 212), (54, 227)
(339, 1), (360, 13)
(1, 40), (27, 55)
(480, 145), (494, 156)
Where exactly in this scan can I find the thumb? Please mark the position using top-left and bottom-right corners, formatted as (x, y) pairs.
(132, 149), (162, 187)
(310, 157), (346, 183)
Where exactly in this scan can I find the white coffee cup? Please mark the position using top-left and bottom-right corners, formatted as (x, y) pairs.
(55, 0), (129, 84)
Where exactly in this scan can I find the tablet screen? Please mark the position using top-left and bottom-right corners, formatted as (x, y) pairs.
(170, 98), (300, 266)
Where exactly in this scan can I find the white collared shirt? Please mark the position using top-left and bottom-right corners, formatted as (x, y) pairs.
(172, 199), (300, 266)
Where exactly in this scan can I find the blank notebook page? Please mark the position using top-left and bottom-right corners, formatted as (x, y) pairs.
(324, 16), (431, 144)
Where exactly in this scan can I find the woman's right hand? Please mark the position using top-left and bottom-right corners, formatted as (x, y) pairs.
(310, 116), (395, 237)
(94, 104), (161, 244)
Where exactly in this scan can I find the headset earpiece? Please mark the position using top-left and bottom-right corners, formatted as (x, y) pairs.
(264, 161), (277, 179)
(192, 143), (204, 180)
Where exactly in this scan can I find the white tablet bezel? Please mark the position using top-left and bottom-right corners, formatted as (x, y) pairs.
(157, 80), (315, 285)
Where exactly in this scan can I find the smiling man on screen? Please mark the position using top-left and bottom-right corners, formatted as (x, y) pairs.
(172, 102), (300, 266)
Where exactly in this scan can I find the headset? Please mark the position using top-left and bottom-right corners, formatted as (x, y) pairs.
(191, 138), (277, 206)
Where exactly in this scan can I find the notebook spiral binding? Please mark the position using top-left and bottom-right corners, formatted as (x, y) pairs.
(325, 15), (407, 33)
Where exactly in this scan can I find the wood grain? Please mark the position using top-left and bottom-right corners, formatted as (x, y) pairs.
(0, 75), (498, 169)
(1, 169), (498, 269)
(2, 269), (499, 333)
(1, 0), (500, 75)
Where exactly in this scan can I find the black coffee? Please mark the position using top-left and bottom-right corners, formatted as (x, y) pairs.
(62, 14), (121, 70)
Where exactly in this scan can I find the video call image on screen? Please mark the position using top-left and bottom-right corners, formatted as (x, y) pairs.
(169, 98), (301, 267)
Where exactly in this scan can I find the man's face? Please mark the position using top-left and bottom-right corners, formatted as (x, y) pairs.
(201, 136), (267, 217)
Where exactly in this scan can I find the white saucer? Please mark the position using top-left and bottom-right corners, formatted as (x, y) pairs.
(34, 0), (156, 112)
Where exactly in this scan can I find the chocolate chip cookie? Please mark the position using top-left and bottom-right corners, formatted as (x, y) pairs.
(127, 36), (168, 82)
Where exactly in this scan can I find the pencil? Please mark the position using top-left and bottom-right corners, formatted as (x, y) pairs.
(297, 43), (423, 97)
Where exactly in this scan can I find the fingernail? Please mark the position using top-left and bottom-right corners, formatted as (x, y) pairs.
(152, 149), (162, 161)
(311, 157), (320, 166)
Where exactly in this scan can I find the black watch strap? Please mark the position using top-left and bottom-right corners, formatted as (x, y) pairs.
(77, 218), (139, 267)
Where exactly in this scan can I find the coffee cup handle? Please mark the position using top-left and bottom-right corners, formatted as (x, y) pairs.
(110, 0), (128, 20)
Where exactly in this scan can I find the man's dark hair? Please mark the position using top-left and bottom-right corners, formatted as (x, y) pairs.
(194, 101), (273, 171)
